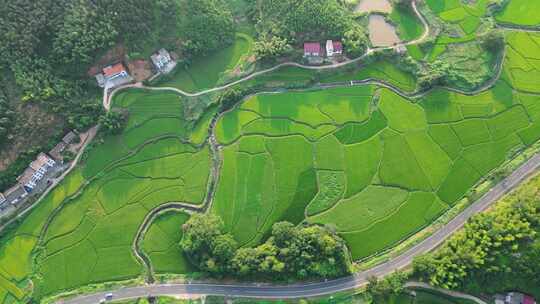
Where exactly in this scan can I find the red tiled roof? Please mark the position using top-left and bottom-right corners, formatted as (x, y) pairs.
(103, 63), (126, 77)
(524, 295), (536, 304)
(304, 42), (321, 53)
(333, 41), (343, 52)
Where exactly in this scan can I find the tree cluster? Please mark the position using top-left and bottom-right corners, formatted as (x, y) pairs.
(413, 191), (540, 293)
(99, 110), (129, 135)
(180, 214), (352, 279)
(181, 0), (236, 56)
(0, 0), (235, 130)
(364, 272), (408, 303)
(253, 35), (293, 62)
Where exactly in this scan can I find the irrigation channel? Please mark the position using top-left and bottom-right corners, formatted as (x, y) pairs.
(32, 1), (540, 302)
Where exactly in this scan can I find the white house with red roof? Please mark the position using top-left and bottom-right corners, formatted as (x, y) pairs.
(95, 62), (132, 88)
(326, 40), (343, 57)
(304, 42), (322, 57)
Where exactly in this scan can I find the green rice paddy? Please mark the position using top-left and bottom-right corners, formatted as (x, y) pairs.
(496, 0), (540, 26)
(141, 211), (193, 274)
(1, 2), (540, 302)
(0, 89), (212, 300)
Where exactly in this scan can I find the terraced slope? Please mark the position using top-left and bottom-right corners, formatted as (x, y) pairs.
(0, 90), (211, 300)
(0, 5), (539, 302)
(212, 32), (540, 259)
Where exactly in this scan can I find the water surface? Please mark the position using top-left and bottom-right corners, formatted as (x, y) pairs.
(368, 14), (401, 47)
(356, 0), (393, 13)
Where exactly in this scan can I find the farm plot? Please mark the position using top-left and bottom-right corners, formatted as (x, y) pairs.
(157, 34), (253, 93)
(34, 97), (211, 297)
(496, 0), (540, 26)
(425, 0), (489, 35)
(141, 211), (193, 274)
(214, 73), (538, 259)
(389, 4), (424, 41)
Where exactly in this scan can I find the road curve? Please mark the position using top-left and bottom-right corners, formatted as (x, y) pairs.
(58, 152), (540, 304)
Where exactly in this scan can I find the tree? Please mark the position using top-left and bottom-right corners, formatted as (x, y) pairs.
(417, 60), (451, 89)
(218, 88), (246, 111)
(343, 24), (369, 58)
(413, 194), (539, 292)
(252, 0), (356, 43)
(182, 0), (236, 56)
(180, 214), (237, 274)
(253, 35), (292, 62)
(479, 29), (505, 53)
(99, 111), (128, 135)
(0, 90), (15, 145)
(366, 272), (408, 300)
(53, 0), (118, 66)
(181, 215), (352, 279)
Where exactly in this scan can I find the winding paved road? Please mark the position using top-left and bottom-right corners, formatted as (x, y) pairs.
(58, 151), (540, 303)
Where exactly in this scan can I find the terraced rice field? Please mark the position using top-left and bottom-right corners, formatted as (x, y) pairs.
(1, 4), (540, 302)
(320, 60), (417, 92)
(158, 34), (253, 93)
(212, 32), (540, 259)
(425, 0), (489, 35)
(496, 0), (540, 27)
(0, 90), (211, 300)
(141, 211), (193, 274)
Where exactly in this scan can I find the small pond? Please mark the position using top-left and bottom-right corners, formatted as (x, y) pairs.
(356, 0), (393, 14)
(368, 14), (401, 47)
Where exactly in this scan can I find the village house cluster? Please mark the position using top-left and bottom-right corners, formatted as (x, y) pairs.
(95, 48), (176, 88)
(304, 39), (343, 64)
(0, 131), (78, 213)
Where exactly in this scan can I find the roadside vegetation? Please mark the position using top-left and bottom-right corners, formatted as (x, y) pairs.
(413, 173), (540, 298)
